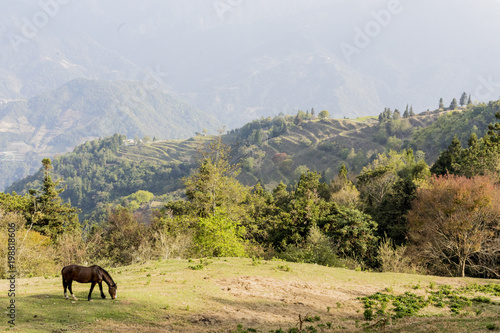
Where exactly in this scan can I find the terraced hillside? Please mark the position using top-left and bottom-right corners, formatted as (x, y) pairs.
(4, 110), (453, 218)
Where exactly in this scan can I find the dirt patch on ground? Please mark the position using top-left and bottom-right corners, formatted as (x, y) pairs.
(208, 275), (362, 331)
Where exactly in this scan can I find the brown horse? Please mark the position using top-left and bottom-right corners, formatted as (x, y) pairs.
(62, 265), (117, 301)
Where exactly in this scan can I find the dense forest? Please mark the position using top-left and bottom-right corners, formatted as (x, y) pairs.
(1, 100), (499, 280)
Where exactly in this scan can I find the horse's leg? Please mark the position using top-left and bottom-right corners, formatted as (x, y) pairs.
(98, 282), (106, 299)
(88, 282), (96, 301)
(62, 277), (68, 299)
(68, 281), (78, 301)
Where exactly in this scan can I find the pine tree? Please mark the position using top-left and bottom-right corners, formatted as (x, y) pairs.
(403, 108), (410, 118)
(449, 98), (458, 110)
(439, 98), (444, 109)
(467, 94), (472, 105)
(459, 92), (468, 107)
(34, 158), (80, 240)
(430, 136), (462, 175)
(409, 105), (415, 117)
(393, 109), (401, 120)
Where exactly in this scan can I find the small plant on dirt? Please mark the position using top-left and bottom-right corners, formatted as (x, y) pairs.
(188, 264), (204, 270)
(234, 323), (257, 333)
(362, 283), (500, 322)
(251, 256), (261, 266)
(486, 324), (497, 331)
(277, 264), (291, 272)
(188, 258), (212, 270)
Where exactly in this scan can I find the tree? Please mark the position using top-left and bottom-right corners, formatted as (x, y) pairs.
(393, 109), (401, 120)
(403, 106), (410, 118)
(449, 98), (458, 110)
(33, 158), (80, 240)
(184, 136), (248, 220)
(194, 207), (246, 257)
(467, 94), (472, 105)
(101, 207), (150, 265)
(318, 110), (329, 119)
(408, 175), (500, 277)
(459, 92), (468, 107)
(319, 204), (379, 265)
(409, 105), (415, 117)
(439, 98), (444, 109)
(430, 135), (463, 175)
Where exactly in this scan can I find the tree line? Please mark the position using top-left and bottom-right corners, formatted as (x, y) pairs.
(1, 104), (500, 279)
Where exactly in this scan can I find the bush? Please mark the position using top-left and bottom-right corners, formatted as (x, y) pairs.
(279, 225), (344, 267)
(194, 208), (246, 257)
(0, 211), (58, 278)
(378, 237), (421, 274)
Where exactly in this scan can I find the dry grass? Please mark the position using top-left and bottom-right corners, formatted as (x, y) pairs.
(1, 258), (499, 332)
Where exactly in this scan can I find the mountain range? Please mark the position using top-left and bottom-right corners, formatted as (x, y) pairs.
(1, 0), (500, 189)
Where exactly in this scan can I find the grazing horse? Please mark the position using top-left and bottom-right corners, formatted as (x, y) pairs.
(62, 265), (117, 301)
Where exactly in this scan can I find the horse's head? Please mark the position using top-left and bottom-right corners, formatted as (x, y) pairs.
(109, 283), (117, 299)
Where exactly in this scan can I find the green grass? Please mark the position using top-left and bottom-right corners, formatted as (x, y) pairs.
(2, 258), (498, 332)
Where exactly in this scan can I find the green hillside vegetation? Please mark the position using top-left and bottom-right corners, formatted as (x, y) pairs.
(7, 109), (439, 220)
(0, 258), (498, 332)
(410, 101), (500, 161)
(2, 100), (499, 285)
(0, 78), (219, 191)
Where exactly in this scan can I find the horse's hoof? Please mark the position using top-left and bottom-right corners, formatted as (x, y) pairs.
(88, 299), (93, 302)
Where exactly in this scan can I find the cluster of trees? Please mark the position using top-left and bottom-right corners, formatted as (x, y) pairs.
(438, 92), (472, 111)
(378, 104), (415, 122)
(230, 109), (330, 147)
(2, 104), (500, 280)
(411, 100), (499, 161)
(7, 134), (192, 220)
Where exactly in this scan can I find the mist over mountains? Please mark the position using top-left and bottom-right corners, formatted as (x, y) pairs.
(1, 0), (500, 189)
(2, 0), (500, 124)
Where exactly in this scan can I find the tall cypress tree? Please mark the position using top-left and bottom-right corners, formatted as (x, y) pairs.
(459, 92), (468, 106)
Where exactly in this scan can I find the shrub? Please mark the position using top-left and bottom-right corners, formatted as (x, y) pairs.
(378, 237), (420, 274)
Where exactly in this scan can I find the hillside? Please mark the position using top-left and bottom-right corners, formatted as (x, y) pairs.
(2, 1), (500, 128)
(2, 258), (498, 332)
(0, 78), (219, 191)
(6, 109), (446, 219)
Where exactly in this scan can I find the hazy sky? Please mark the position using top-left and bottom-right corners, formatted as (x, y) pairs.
(2, 0), (500, 123)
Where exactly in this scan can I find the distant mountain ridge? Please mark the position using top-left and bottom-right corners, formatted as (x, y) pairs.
(0, 78), (219, 190)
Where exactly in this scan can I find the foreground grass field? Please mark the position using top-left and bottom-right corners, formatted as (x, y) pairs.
(2, 258), (499, 332)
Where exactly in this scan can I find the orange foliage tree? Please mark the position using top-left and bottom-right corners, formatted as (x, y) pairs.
(407, 174), (500, 277)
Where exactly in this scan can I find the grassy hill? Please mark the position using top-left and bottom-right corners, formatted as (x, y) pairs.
(3, 258), (499, 332)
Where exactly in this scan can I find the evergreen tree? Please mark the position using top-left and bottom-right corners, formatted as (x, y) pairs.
(439, 98), (444, 109)
(393, 109), (401, 120)
(430, 136), (462, 175)
(467, 94), (472, 105)
(459, 92), (468, 107)
(449, 98), (458, 110)
(403, 108), (410, 118)
(34, 158), (80, 240)
(409, 105), (415, 117)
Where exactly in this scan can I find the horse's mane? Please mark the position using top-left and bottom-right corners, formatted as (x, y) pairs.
(99, 266), (116, 286)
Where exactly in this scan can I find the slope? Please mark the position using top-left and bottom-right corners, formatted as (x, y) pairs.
(0, 78), (219, 190)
